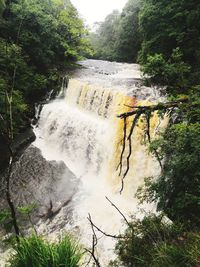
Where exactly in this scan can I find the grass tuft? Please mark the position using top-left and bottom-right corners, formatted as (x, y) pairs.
(9, 234), (82, 267)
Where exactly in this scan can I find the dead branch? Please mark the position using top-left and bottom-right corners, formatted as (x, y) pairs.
(105, 197), (131, 228)
(116, 117), (127, 175)
(87, 214), (125, 240)
(120, 111), (142, 194)
(84, 248), (101, 267)
(118, 98), (189, 119)
(6, 157), (20, 242)
(85, 214), (102, 267)
(85, 201), (135, 265)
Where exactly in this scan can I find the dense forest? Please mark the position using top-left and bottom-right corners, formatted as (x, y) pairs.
(0, 0), (91, 137)
(0, 0), (200, 266)
(90, 0), (141, 62)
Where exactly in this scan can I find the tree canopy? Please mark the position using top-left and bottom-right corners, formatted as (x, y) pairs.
(0, 0), (91, 136)
(139, 0), (200, 95)
(89, 0), (142, 62)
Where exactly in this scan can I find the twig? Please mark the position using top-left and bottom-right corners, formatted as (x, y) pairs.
(105, 197), (131, 228)
(85, 214), (102, 267)
(116, 117), (127, 175)
(87, 214), (124, 239)
(84, 248), (101, 267)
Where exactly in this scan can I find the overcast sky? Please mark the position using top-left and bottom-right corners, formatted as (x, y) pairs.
(71, 0), (127, 28)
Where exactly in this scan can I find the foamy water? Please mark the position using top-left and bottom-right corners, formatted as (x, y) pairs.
(33, 60), (165, 265)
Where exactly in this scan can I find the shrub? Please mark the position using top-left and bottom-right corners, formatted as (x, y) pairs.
(110, 215), (200, 267)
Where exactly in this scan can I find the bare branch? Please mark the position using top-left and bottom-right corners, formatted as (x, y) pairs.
(118, 98), (189, 119)
(84, 248), (101, 267)
(119, 112), (142, 194)
(87, 214), (125, 239)
(5, 157), (20, 242)
(116, 117), (127, 175)
(38, 194), (74, 220)
(105, 197), (131, 228)
(85, 214), (102, 267)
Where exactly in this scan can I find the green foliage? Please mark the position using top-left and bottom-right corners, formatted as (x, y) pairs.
(0, 0), (5, 15)
(0, 0), (91, 135)
(0, 203), (36, 234)
(6, 0), (88, 69)
(110, 215), (200, 267)
(17, 203), (36, 216)
(90, 0), (142, 62)
(141, 123), (200, 228)
(9, 234), (82, 267)
(141, 48), (191, 94)
(90, 10), (120, 61)
(139, 0), (200, 94)
(114, 0), (142, 62)
(136, 0), (200, 230)
(0, 209), (13, 232)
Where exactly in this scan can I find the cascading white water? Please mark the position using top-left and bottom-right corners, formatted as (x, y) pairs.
(33, 60), (166, 265)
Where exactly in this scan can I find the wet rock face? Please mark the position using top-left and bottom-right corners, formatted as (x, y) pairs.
(10, 128), (36, 158)
(0, 145), (78, 226)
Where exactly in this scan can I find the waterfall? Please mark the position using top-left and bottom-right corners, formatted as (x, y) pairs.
(33, 59), (167, 265)
(57, 76), (69, 98)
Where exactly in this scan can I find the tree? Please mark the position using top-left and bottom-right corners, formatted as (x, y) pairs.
(115, 0), (142, 62)
(110, 214), (200, 267)
(90, 10), (120, 60)
(139, 0), (200, 94)
(0, 0), (91, 134)
(90, 0), (142, 62)
(145, 123), (200, 227)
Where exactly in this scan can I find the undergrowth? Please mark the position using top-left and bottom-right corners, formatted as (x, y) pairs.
(110, 214), (200, 267)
